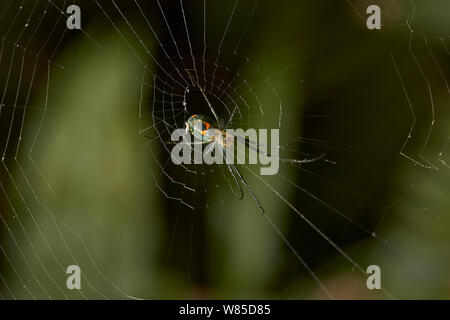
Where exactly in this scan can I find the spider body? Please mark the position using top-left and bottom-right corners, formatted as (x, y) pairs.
(186, 114), (234, 148)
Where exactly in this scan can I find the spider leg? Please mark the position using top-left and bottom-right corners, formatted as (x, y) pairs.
(219, 148), (243, 200)
(185, 69), (222, 129)
(226, 163), (244, 200)
(229, 162), (265, 214)
(223, 139), (265, 213)
(224, 104), (238, 129)
(236, 135), (326, 165)
(145, 134), (208, 146)
(280, 153), (326, 164)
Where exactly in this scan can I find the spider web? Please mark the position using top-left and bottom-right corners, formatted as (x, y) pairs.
(0, 0), (449, 299)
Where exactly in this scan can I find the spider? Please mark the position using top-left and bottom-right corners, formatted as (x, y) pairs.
(179, 69), (325, 214)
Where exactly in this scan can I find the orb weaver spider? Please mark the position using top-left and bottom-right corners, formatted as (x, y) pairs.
(179, 69), (325, 214)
